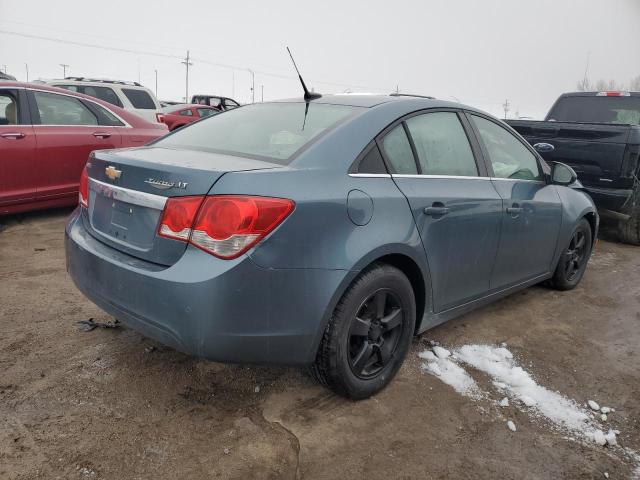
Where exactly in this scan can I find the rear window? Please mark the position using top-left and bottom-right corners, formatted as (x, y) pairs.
(155, 102), (359, 163)
(122, 88), (156, 109)
(547, 96), (640, 125)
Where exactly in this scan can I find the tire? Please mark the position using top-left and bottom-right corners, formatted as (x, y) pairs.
(619, 204), (640, 246)
(550, 218), (593, 291)
(310, 263), (416, 400)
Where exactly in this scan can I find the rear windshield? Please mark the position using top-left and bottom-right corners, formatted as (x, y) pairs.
(547, 96), (640, 125)
(154, 102), (360, 163)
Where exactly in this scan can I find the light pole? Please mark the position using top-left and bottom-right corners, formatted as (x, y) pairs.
(60, 63), (69, 77)
(2, 65), (7, 74)
(154, 69), (158, 98)
(181, 51), (193, 102)
(24, 63), (29, 82)
(248, 69), (255, 103)
(261, 84), (264, 102)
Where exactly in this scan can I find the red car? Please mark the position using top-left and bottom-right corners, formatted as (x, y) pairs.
(0, 81), (168, 215)
(157, 104), (220, 131)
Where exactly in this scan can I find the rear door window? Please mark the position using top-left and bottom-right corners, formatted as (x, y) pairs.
(380, 125), (418, 174)
(82, 86), (123, 108)
(405, 112), (478, 176)
(197, 108), (216, 118)
(33, 91), (98, 125)
(122, 89), (156, 109)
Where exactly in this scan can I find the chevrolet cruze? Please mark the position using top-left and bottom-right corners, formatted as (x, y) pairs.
(65, 94), (597, 399)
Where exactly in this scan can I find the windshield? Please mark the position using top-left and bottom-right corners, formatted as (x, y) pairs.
(155, 102), (360, 163)
(546, 96), (640, 125)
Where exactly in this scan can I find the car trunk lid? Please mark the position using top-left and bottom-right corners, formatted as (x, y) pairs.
(84, 146), (282, 266)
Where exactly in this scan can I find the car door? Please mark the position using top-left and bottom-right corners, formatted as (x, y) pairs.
(379, 110), (503, 312)
(28, 89), (121, 200)
(0, 88), (37, 207)
(467, 113), (562, 289)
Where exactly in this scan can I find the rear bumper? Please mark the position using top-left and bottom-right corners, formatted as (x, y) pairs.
(65, 208), (351, 365)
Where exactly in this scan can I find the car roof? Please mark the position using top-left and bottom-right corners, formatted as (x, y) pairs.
(163, 103), (217, 113)
(270, 93), (477, 111)
(559, 91), (640, 97)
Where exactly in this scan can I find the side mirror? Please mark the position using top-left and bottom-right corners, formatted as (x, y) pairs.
(551, 162), (577, 186)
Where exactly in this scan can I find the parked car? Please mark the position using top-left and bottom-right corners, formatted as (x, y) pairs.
(65, 95), (597, 399)
(191, 94), (240, 110)
(0, 72), (16, 80)
(157, 104), (220, 131)
(39, 77), (163, 124)
(0, 81), (167, 215)
(506, 91), (640, 244)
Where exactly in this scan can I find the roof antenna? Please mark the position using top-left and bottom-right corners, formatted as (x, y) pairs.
(287, 47), (321, 101)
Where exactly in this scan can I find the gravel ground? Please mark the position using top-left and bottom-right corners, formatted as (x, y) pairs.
(1, 208), (639, 479)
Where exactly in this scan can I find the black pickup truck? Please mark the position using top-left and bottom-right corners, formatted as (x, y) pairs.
(507, 92), (640, 244)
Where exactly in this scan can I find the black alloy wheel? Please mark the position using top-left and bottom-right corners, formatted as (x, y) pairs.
(348, 289), (404, 379)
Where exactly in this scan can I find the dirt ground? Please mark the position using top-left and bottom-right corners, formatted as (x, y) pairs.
(1, 207), (639, 480)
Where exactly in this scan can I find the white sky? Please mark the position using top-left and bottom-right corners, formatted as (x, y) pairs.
(1, 0), (639, 119)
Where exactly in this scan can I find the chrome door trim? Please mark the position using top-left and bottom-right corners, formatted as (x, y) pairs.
(392, 174), (490, 180)
(89, 178), (167, 210)
(348, 173), (392, 178)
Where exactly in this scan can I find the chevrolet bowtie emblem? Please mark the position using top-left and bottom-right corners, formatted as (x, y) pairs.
(105, 166), (122, 180)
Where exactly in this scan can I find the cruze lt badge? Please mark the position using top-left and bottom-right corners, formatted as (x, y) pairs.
(144, 178), (189, 190)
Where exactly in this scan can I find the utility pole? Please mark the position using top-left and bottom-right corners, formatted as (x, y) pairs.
(60, 63), (69, 77)
(502, 99), (510, 119)
(154, 69), (158, 98)
(24, 63), (29, 82)
(395, 85), (399, 94)
(2, 65), (7, 74)
(181, 51), (193, 102)
(261, 84), (264, 102)
(248, 69), (255, 103)
(232, 71), (235, 98)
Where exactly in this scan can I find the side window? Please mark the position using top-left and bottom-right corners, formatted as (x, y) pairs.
(355, 144), (387, 174)
(33, 91), (98, 126)
(197, 108), (216, 118)
(179, 109), (193, 116)
(405, 112), (478, 176)
(380, 125), (418, 174)
(471, 115), (542, 181)
(91, 102), (125, 126)
(0, 91), (19, 125)
(82, 86), (123, 108)
(225, 99), (239, 108)
(122, 88), (156, 109)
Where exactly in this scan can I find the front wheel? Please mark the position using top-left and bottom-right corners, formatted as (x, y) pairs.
(549, 218), (593, 291)
(310, 264), (416, 400)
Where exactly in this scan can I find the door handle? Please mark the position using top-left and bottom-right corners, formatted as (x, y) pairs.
(93, 132), (111, 139)
(506, 204), (523, 215)
(424, 205), (450, 216)
(1, 132), (25, 139)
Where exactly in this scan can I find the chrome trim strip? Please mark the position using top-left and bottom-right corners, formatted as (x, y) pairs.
(348, 173), (392, 178)
(490, 177), (545, 184)
(392, 174), (490, 180)
(89, 178), (167, 210)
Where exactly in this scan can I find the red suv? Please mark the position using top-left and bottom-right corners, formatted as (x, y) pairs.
(157, 104), (220, 131)
(0, 81), (168, 215)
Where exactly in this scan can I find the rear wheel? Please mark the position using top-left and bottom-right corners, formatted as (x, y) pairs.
(310, 264), (416, 399)
(550, 218), (593, 291)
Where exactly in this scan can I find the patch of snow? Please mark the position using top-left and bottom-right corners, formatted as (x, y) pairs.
(419, 349), (480, 398)
(507, 420), (516, 432)
(601, 406), (611, 414)
(499, 397), (509, 407)
(455, 345), (595, 439)
(593, 429), (607, 446)
(604, 472), (609, 478)
(601, 414), (608, 421)
(433, 346), (451, 359)
(520, 395), (536, 407)
(589, 400), (600, 411)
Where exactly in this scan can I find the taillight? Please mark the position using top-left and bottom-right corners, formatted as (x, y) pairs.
(157, 196), (204, 241)
(191, 196), (294, 259)
(157, 195), (295, 259)
(79, 167), (89, 208)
